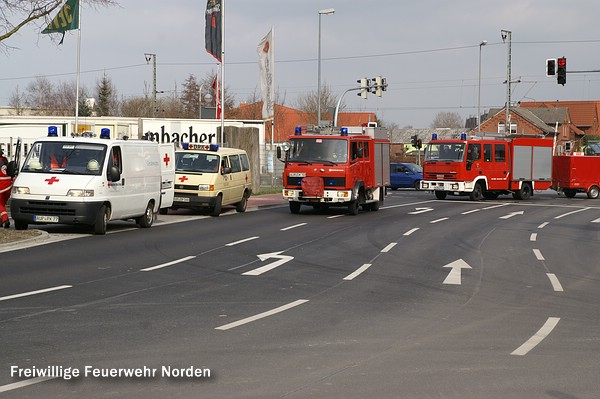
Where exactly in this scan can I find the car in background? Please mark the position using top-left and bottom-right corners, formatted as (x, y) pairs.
(388, 162), (423, 190)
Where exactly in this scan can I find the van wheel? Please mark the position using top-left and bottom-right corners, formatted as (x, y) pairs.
(587, 185), (599, 199)
(14, 220), (28, 231)
(235, 193), (248, 213)
(94, 205), (108, 235)
(137, 202), (154, 227)
(210, 195), (222, 217)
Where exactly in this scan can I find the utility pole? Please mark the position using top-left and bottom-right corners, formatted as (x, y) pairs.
(145, 53), (157, 117)
(501, 30), (511, 134)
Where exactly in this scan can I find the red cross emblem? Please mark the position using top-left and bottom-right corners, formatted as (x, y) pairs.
(163, 153), (171, 167)
(45, 176), (60, 185)
(178, 175), (188, 183)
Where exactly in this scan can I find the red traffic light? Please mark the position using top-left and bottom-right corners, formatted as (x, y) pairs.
(557, 57), (566, 67)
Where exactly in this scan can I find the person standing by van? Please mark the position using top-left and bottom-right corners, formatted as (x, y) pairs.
(0, 157), (13, 228)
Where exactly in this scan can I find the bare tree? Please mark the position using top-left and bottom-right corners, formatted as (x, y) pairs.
(430, 111), (464, 129)
(294, 83), (338, 124)
(1, 0), (118, 51)
(8, 85), (25, 115)
(121, 96), (152, 118)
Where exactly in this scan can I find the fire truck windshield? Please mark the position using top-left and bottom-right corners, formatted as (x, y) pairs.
(288, 138), (348, 164)
(424, 143), (465, 162)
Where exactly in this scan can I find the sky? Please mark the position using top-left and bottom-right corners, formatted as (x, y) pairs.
(2, 0), (600, 129)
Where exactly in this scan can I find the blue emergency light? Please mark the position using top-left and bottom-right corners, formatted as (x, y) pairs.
(100, 128), (111, 139)
(294, 126), (302, 135)
(182, 142), (190, 150)
(460, 133), (467, 140)
(340, 127), (349, 136)
(48, 126), (58, 137)
(431, 133), (438, 140)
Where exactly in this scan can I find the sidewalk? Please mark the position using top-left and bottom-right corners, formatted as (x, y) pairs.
(248, 192), (286, 208)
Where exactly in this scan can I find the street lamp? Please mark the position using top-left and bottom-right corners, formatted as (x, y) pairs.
(317, 8), (335, 125)
(477, 40), (487, 132)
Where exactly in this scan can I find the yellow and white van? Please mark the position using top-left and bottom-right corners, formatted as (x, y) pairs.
(169, 144), (252, 216)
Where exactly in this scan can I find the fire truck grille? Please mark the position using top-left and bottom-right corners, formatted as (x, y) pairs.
(424, 172), (457, 181)
(286, 177), (346, 187)
(18, 201), (76, 216)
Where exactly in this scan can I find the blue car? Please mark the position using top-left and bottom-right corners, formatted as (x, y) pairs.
(389, 162), (423, 190)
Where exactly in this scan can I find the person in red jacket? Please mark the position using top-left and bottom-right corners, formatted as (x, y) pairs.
(0, 157), (13, 228)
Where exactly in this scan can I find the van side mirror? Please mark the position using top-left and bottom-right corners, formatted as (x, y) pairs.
(221, 166), (232, 175)
(108, 166), (121, 182)
(6, 161), (17, 177)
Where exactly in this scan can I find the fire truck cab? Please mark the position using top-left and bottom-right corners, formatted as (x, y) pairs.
(420, 133), (553, 200)
(278, 125), (390, 215)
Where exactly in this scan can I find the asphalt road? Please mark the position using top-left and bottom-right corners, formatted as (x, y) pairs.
(1, 190), (599, 398)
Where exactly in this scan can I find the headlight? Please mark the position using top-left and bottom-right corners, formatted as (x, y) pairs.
(67, 189), (94, 197)
(12, 186), (30, 195)
(197, 184), (214, 191)
(421, 182), (429, 189)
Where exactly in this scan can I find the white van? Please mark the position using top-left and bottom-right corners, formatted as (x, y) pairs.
(169, 143), (252, 216)
(9, 128), (175, 234)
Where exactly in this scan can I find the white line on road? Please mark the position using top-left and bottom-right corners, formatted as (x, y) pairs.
(141, 256), (196, 272)
(482, 204), (510, 210)
(403, 228), (419, 236)
(533, 249), (545, 261)
(554, 208), (590, 219)
(538, 222), (549, 229)
(592, 217), (600, 223)
(225, 236), (260, 246)
(0, 285), (72, 302)
(381, 243), (397, 253)
(280, 223), (307, 231)
(327, 214), (345, 219)
(546, 273), (564, 292)
(511, 317), (560, 356)
(430, 217), (449, 224)
(215, 299), (309, 330)
(530, 233), (537, 242)
(461, 209), (480, 215)
(0, 377), (56, 393)
(344, 264), (372, 281)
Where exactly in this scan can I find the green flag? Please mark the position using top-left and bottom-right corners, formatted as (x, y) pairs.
(42, 0), (79, 43)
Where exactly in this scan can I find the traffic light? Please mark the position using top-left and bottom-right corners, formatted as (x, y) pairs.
(372, 76), (383, 97)
(411, 135), (418, 146)
(557, 57), (567, 85)
(546, 58), (556, 77)
(416, 139), (422, 149)
(357, 78), (369, 99)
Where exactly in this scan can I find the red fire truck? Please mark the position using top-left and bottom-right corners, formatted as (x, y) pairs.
(420, 133), (554, 200)
(278, 124), (390, 215)
(552, 155), (600, 199)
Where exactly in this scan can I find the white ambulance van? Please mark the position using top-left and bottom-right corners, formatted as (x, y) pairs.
(9, 127), (175, 234)
(169, 143), (252, 216)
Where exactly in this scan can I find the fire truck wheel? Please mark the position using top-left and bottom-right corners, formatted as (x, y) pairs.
(369, 201), (380, 211)
(435, 191), (447, 200)
(515, 183), (532, 200)
(469, 183), (484, 201)
(587, 185), (600, 199)
(563, 189), (576, 198)
(289, 201), (301, 214)
(210, 195), (223, 217)
(348, 200), (359, 216)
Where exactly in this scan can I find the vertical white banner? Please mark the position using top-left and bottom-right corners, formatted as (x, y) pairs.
(257, 27), (275, 120)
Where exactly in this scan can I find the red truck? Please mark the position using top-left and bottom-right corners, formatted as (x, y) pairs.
(278, 125), (390, 215)
(552, 155), (600, 199)
(420, 133), (554, 200)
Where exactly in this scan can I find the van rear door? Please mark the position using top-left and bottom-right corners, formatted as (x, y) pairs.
(159, 143), (175, 209)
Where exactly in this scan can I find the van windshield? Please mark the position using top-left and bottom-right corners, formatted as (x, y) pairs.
(175, 152), (220, 173)
(22, 141), (107, 176)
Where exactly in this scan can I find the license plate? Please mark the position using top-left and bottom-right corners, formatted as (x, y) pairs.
(174, 196), (190, 203)
(34, 215), (59, 223)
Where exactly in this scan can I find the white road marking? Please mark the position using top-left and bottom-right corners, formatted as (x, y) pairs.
(408, 207), (433, 215)
(592, 217), (600, 223)
(538, 222), (549, 229)
(280, 223), (307, 231)
(225, 236), (260, 246)
(482, 204), (509, 210)
(554, 208), (590, 219)
(430, 217), (449, 224)
(546, 273), (564, 292)
(530, 233), (537, 242)
(0, 377), (56, 393)
(381, 243), (397, 253)
(141, 256), (196, 272)
(511, 317), (560, 356)
(499, 211), (524, 219)
(242, 252), (294, 276)
(461, 209), (480, 215)
(442, 259), (472, 285)
(0, 285), (72, 302)
(344, 264), (373, 280)
(533, 249), (545, 261)
(403, 228), (419, 236)
(215, 299), (309, 330)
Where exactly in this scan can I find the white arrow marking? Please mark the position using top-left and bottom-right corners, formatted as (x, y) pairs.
(442, 259), (472, 285)
(243, 251), (294, 276)
(499, 211), (524, 219)
(408, 207), (434, 215)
